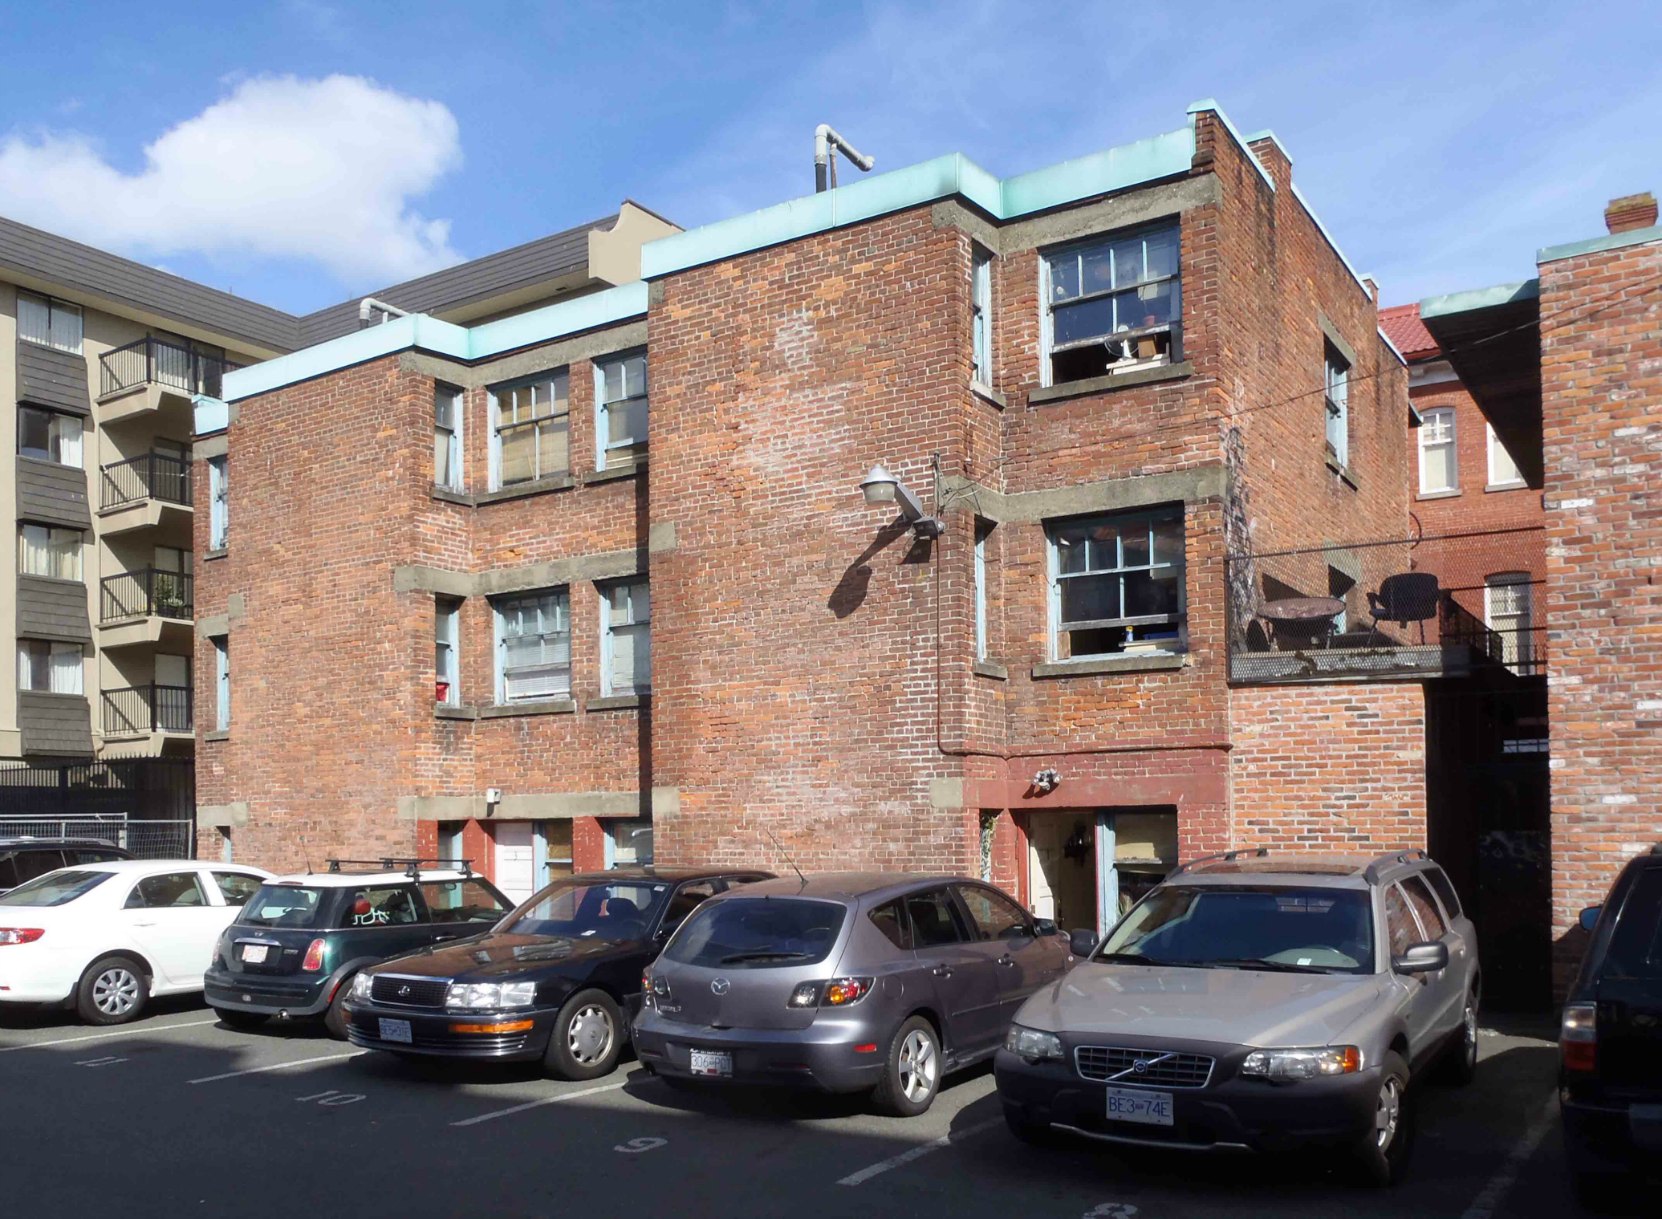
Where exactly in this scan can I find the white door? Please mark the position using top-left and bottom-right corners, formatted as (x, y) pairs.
(493, 822), (535, 904)
(119, 869), (230, 990)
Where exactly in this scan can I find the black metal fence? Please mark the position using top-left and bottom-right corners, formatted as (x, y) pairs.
(100, 452), (192, 510)
(99, 336), (238, 399)
(1225, 525), (1548, 684)
(102, 684), (192, 735)
(100, 568), (194, 623)
(0, 758), (193, 855)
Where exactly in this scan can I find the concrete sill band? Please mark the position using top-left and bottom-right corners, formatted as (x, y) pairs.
(973, 660), (1010, 680)
(587, 694), (645, 711)
(479, 699), (576, 719)
(203, 729), (231, 741)
(1031, 653), (1187, 678)
(583, 461), (644, 486)
(972, 383), (1008, 410)
(1028, 361), (1194, 406)
(434, 704), (479, 721)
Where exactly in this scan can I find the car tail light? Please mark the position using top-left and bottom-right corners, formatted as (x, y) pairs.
(788, 977), (874, 1008)
(1561, 1002), (1597, 1072)
(301, 938), (327, 972)
(0, 928), (44, 946)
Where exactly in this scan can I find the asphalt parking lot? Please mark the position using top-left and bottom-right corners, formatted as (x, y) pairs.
(0, 1004), (1607, 1218)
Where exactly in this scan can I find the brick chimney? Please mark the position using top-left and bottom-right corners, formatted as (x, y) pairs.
(1604, 192), (1658, 234)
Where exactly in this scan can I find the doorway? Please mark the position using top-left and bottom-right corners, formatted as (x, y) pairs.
(492, 822), (535, 903)
(1027, 808), (1179, 937)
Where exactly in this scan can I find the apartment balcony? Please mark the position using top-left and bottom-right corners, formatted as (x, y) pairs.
(100, 684), (193, 754)
(1226, 526), (1548, 685)
(98, 568), (193, 651)
(97, 452), (193, 537)
(96, 338), (239, 425)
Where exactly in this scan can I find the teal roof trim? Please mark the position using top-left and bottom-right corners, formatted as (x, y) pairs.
(193, 394), (228, 436)
(1186, 100), (1276, 194)
(1420, 279), (1540, 320)
(1537, 223), (1662, 265)
(639, 127), (1196, 281)
(217, 282), (649, 405)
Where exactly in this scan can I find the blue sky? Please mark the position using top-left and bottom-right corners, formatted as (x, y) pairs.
(0, 1), (1656, 316)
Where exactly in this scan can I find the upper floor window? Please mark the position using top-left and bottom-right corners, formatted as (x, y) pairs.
(213, 636), (231, 730)
(1042, 223), (1179, 385)
(435, 597), (460, 705)
(973, 520), (992, 660)
(18, 524), (82, 581)
(600, 578), (651, 696)
(1485, 573), (1534, 672)
(19, 639), (82, 695)
(17, 291), (82, 353)
(1049, 506), (1185, 660)
(491, 372), (569, 489)
(1487, 422), (1525, 488)
(207, 456), (228, 549)
(1324, 342), (1350, 468)
(18, 406), (82, 468)
(1418, 407), (1457, 494)
(434, 384), (463, 491)
(971, 249), (993, 386)
(595, 352), (648, 470)
(495, 589), (570, 703)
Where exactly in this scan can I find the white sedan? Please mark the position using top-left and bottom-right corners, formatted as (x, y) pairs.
(0, 859), (272, 1024)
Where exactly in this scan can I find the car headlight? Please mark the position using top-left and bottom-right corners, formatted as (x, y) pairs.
(1240, 1045), (1362, 1082)
(1004, 1024), (1064, 1061)
(350, 972), (373, 1000)
(444, 981), (537, 1009)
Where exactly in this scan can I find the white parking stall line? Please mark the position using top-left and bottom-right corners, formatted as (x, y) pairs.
(1459, 1096), (1557, 1219)
(189, 1051), (367, 1084)
(450, 1080), (630, 1127)
(836, 1116), (1003, 1187)
(0, 1018), (219, 1053)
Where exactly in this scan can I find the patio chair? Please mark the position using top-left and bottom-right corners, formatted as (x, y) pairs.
(1367, 572), (1441, 644)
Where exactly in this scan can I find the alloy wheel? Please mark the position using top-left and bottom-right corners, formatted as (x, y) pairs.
(93, 967), (140, 1017)
(1375, 1075), (1401, 1151)
(1462, 999), (1478, 1068)
(897, 1028), (938, 1103)
(566, 1003), (615, 1066)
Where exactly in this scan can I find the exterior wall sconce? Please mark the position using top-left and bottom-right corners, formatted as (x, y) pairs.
(859, 462), (943, 538)
(1032, 768), (1061, 793)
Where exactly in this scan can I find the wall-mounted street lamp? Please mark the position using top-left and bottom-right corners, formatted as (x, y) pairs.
(858, 463), (943, 538)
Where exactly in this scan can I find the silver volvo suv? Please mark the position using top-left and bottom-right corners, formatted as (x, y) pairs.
(994, 849), (1479, 1187)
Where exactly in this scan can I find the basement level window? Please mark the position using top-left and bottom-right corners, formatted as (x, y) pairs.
(1048, 506), (1186, 660)
(1042, 223), (1180, 385)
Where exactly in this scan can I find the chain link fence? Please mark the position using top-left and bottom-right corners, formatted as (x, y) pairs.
(0, 814), (195, 859)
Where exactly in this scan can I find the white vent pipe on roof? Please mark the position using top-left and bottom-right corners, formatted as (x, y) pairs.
(814, 124), (875, 192)
(358, 297), (410, 328)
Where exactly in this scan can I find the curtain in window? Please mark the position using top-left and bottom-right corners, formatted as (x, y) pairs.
(16, 295), (51, 345)
(57, 415), (82, 468)
(500, 593), (570, 700)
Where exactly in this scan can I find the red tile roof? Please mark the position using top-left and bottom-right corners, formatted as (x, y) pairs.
(1379, 303), (1441, 360)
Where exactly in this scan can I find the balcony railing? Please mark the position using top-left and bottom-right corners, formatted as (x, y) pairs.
(100, 569), (193, 624)
(99, 337), (239, 400)
(102, 684), (192, 735)
(100, 452), (192, 511)
(1225, 526), (1548, 684)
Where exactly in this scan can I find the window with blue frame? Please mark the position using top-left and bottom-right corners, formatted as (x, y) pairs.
(1048, 506), (1186, 660)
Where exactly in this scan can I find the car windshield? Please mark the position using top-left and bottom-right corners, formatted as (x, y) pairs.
(501, 879), (670, 941)
(1097, 885), (1375, 974)
(238, 884), (329, 930)
(0, 869), (111, 906)
(664, 898), (846, 968)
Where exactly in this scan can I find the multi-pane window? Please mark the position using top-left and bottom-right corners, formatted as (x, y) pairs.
(1485, 573), (1534, 671)
(1418, 407), (1457, 494)
(971, 249), (993, 386)
(213, 636), (230, 730)
(1043, 223), (1179, 384)
(1487, 422), (1524, 487)
(18, 524), (82, 581)
(973, 520), (992, 661)
(434, 384), (463, 490)
(1324, 342), (1350, 468)
(492, 372), (569, 488)
(208, 456), (228, 549)
(538, 820), (575, 885)
(435, 597), (460, 705)
(1049, 507), (1185, 659)
(496, 590), (570, 703)
(18, 406), (83, 467)
(18, 640), (82, 694)
(17, 291), (83, 352)
(607, 817), (655, 868)
(600, 578), (651, 696)
(595, 352), (648, 469)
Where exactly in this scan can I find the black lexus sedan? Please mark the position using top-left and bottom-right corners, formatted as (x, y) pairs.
(343, 867), (770, 1079)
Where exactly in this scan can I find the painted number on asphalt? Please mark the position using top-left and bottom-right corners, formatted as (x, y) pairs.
(297, 1089), (365, 1106)
(75, 1056), (127, 1067)
(1084, 1206), (1139, 1219)
(614, 1137), (667, 1154)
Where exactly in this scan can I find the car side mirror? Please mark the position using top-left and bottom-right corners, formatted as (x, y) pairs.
(1392, 941), (1449, 975)
(1578, 906), (1601, 933)
(1033, 918), (1058, 938)
(1068, 929), (1098, 959)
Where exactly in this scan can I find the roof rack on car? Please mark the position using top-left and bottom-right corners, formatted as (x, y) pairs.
(1361, 848), (1428, 884)
(1170, 846), (1267, 877)
(324, 857), (473, 880)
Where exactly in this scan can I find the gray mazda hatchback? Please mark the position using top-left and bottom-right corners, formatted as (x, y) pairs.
(633, 873), (1073, 1115)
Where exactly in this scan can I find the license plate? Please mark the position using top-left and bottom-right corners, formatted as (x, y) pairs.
(1105, 1086), (1174, 1126)
(378, 1018), (413, 1044)
(240, 944), (268, 964)
(688, 1049), (732, 1077)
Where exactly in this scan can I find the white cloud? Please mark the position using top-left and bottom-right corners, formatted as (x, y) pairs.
(0, 74), (463, 286)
